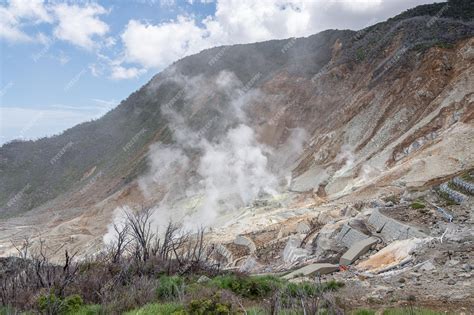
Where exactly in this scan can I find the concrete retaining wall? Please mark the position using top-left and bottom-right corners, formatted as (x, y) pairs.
(368, 209), (426, 242)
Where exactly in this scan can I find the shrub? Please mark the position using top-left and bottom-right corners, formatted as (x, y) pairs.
(353, 309), (376, 315)
(188, 293), (232, 315)
(211, 275), (283, 299)
(37, 293), (84, 315)
(64, 294), (84, 313)
(37, 293), (64, 314)
(157, 276), (185, 300)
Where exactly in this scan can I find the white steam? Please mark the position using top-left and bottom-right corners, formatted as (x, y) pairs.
(104, 70), (307, 244)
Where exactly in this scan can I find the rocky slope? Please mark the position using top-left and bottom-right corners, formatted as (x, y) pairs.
(0, 0), (473, 284)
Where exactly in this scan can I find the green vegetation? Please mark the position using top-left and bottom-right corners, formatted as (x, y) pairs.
(355, 48), (366, 62)
(460, 171), (474, 182)
(68, 305), (103, 315)
(437, 190), (458, 206)
(210, 274), (283, 299)
(411, 202), (426, 209)
(392, 0), (474, 21)
(97, 275), (345, 314)
(37, 293), (85, 315)
(383, 307), (445, 315)
(125, 303), (184, 315)
(188, 293), (232, 315)
(435, 42), (454, 49)
(351, 308), (446, 315)
(157, 276), (185, 300)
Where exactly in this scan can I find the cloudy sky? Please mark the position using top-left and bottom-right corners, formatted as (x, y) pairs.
(0, 0), (436, 144)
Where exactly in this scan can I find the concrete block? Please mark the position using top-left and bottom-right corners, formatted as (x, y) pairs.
(283, 263), (339, 279)
(340, 237), (378, 266)
(336, 224), (369, 247)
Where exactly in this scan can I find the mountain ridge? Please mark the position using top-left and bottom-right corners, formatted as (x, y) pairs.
(0, 0), (473, 259)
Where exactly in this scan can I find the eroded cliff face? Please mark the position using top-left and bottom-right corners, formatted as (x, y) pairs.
(232, 34), (472, 203)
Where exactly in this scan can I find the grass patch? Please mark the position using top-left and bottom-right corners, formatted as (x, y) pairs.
(383, 307), (445, 315)
(245, 307), (266, 315)
(411, 202), (425, 209)
(352, 309), (376, 315)
(124, 303), (184, 315)
(68, 305), (103, 315)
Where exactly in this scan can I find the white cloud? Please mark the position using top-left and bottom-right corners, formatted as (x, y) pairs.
(0, 1), (110, 50)
(121, 17), (209, 69)
(0, 0), (52, 42)
(110, 65), (147, 80)
(119, 0), (433, 71)
(52, 3), (109, 50)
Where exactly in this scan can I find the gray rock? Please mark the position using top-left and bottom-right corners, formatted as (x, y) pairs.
(445, 259), (460, 267)
(447, 279), (456, 285)
(419, 261), (436, 272)
(461, 263), (472, 272)
(197, 275), (211, 283)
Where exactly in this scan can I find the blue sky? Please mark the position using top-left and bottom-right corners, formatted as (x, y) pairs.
(0, 0), (435, 145)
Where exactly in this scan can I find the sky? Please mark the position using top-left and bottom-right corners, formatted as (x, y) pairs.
(0, 0), (437, 145)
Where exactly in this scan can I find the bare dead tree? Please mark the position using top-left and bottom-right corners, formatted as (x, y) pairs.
(110, 223), (130, 263)
(11, 236), (31, 259)
(159, 222), (181, 261)
(125, 206), (155, 262)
